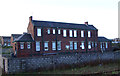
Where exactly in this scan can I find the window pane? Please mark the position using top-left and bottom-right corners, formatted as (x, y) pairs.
(69, 30), (72, 37)
(37, 28), (41, 36)
(58, 29), (61, 34)
(74, 42), (77, 50)
(81, 30), (84, 37)
(70, 42), (73, 50)
(57, 41), (61, 50)
(48, 29), (50, 34)
(88, 42), (91, 49)
(92, 42), (94, 47)
(53, 29), (55, 34)
(100, 42), (102, 49)
(88, 31), (91, 37)
(81, 42), (85, 49)
(63, 30), (67, 37)
(27, 43), (31, 49)
(52, 42), (56, 50)
(36, 42), (40, 51)
(74, 30), (77, 37)
(44, 42), (48, 51)
(20, 42), (24, 49)
(95, 42), (97, 47)
(106, 42), (108, 48)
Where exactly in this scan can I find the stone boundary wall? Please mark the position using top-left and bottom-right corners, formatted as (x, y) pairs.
(1, 51), (120, 74)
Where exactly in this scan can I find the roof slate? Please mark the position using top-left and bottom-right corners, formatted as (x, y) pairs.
(32, 20), (97, 30)
(14, 33), (34, 42)
(98, 37), (111, 42)
(11, 34), (22, 41)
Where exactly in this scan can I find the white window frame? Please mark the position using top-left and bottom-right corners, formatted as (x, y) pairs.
(70, 41), (73, 50)
(74, 30), (77, 37)
(20, 42), (24, 49)
(81, 30), (84, 37)
(88, 31), (91, 37)
(88, 41), (91, 49)
(63, 29), (67, 37)
(74, 42), (77, 50)
(36, 41), (40, 51)
(53, 29), (55, 34)
(81, 42), (85, 49)
(106, 42), (108, 48)
(58, 29), (61, 34)
(47, 28), (50, 34)
(27, 42), (31, 49)
(57, 41), (61, 50)
(37, 28), (41, 36)
(52, 41), (56, 50)
(44, 41), (48, 51)
(69, 30), (72, 37)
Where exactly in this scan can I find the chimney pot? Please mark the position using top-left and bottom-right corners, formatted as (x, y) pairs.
(85, 21), (88, 25)
(29, 16), (33, 22)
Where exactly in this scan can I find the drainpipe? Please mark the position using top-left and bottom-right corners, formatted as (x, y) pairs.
(85, 30), (88, 53)
(56, 27), (58, 53)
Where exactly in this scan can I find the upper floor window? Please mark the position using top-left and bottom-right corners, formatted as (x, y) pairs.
(69, 30), (72, 37)
(74, 42), (77, 50)
(47, 29), (50, 34)
(58, 29), (61, 34)
(63, 30), (67, 37)
(92, 42), (94, 47)
(100, 42), (102, 49)
(27, 42), (31, 49)
(20, 42), (24, 49)
(81, 42), (85, 49)
(88, 42), (91, 49)
(52, 41), (56, 50)
(53, 29), (55, 34)
(106, 42), (108, 48)
(95, 42), (97, 47)
(81, 30), (84, 37)
(37, 28), (41, 36)
(70, 41), (73, 50)
(57, 41), (61, 50)
(44, 41), (48, 51)
(36, 41), (40, 51)
(88, 31), (91, 37)
(74, 30), (77, 37)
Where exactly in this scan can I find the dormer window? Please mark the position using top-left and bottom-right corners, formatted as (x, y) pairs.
(37, 28), (41, 36)
(53, 29), (55, 34)
(27, 42), (31, 49)
(47, 29), (50, 34)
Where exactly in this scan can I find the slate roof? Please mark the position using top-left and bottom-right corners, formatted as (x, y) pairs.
(98, 37), (111, 42)
(14, 33), (34, 42)
(32, 20), (97, 30)
(2, 36), (11, 42)
(11, 34), (22, 41)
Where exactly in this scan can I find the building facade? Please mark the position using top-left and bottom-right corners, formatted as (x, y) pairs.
(1, 36), (11, 47)
(13, 16), (111, 57)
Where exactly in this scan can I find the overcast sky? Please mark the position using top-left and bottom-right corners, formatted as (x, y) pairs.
(0, 0), (119, 39)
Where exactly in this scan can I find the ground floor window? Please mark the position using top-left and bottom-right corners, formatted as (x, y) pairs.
(57, 41), (61, 50)
(74, 42), (77, 50)
(70, 41), (73, 50)
(27, 42), (31, 49)
(44, 41), (48, 51)
(106, 42), (108, 48)
(36, 41), (40, 51)
(20, 42), (24, 49)
(52, 41), (56, 50)
(80, 42), (85, 49)
(88, 41), (91, 49)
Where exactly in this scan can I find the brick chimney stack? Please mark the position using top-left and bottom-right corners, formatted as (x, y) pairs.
(85, 21), (88, 25)
(29, 16), (33, 22)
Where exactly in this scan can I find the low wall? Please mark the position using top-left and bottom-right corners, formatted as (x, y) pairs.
(2, 51), (120, 74)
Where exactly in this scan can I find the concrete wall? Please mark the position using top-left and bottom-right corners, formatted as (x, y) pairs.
(2, 51), (120, 74)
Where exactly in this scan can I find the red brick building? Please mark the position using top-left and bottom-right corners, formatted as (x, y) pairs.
(13, 16), (111, 57)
